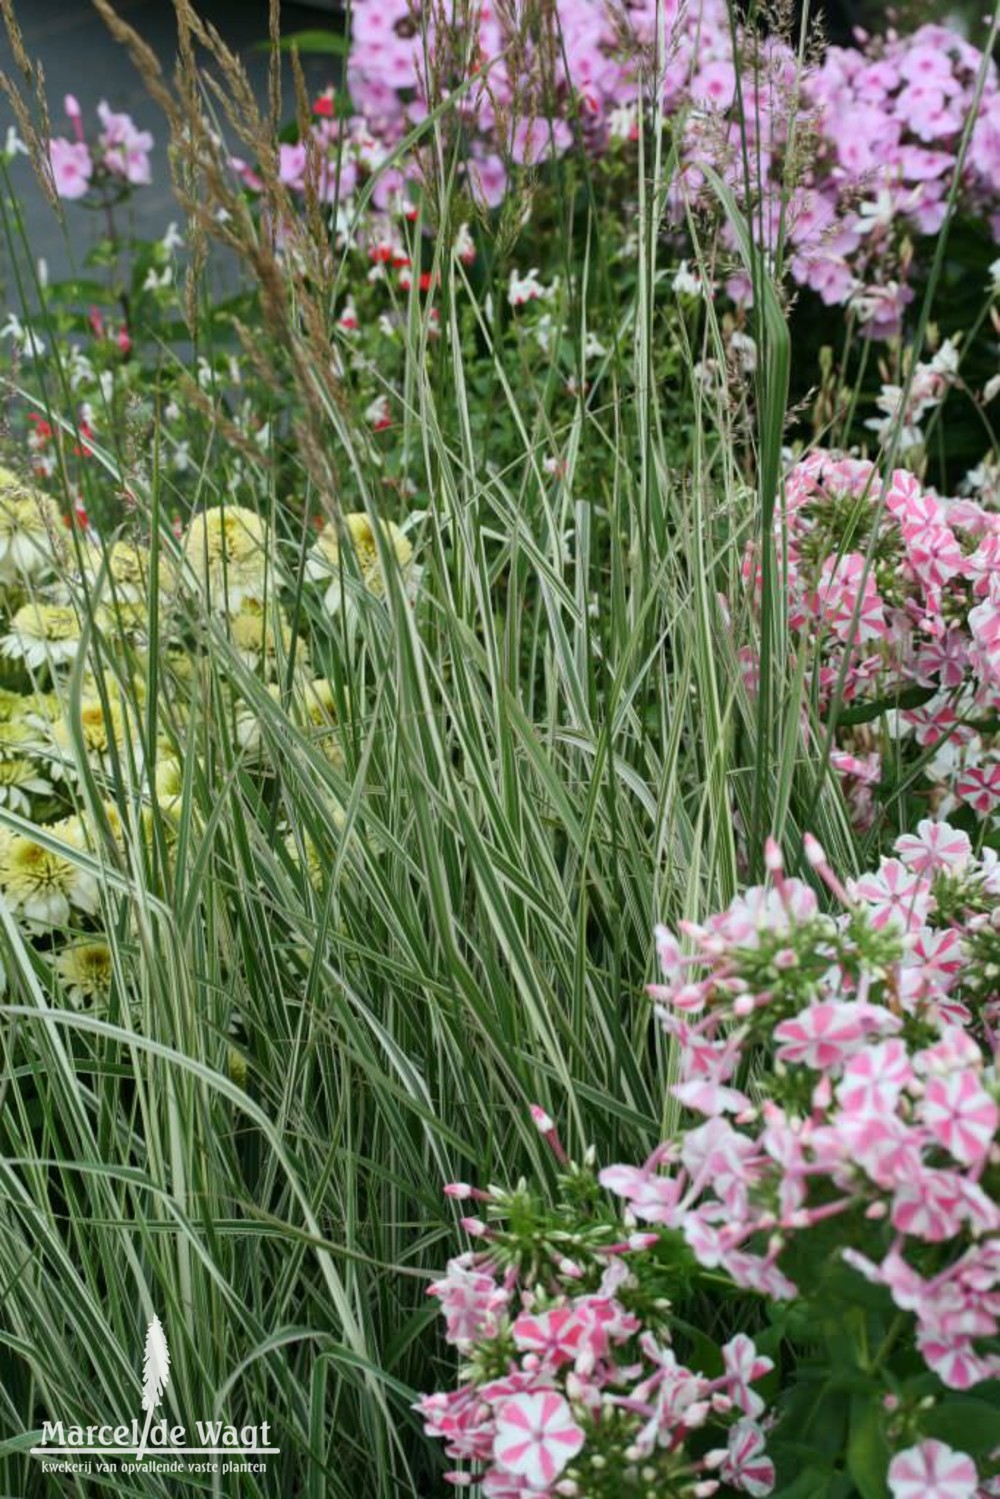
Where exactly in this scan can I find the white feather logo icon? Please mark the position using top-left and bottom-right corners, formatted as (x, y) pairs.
(136, 1315), (170, 1460)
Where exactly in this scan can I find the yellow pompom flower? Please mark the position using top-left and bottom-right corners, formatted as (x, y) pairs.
(2, 602), (83, 669)
(0, 469), (69, 582)
(183, 505), (271, 611)
(55, 939), (115, 1006)
(306, 513), (415, 614)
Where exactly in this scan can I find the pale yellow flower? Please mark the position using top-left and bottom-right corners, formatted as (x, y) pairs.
(0, 469), (69, 581)
(55, 939), (115, 1006)
(0, 826), (96, 927)
(2, 602), (82, 669)
(50, 696), (139, 780)
(298, 676), (347, 769)
(183, 505), (271, 611)
(228, 599), (302, 677)
(0, 755), (51, 813)
(306, 513), (415, 614)
(84, 539), (175, 602)
(152, 755), (184, 817)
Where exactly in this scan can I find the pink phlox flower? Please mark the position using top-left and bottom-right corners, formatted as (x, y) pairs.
(813, 552), (888, 643)
(835, 1039), (912, 1117)
(416, 1385), (496, 1461)
(891, 1166), (977, 1242)
(917, 1332), (994, 1391)
(888, 1439), (978, 1499)
(717, 1418), (777, 1496)
(492, 1391), (585, 1489)
(773, 999), (901, 1070)
(721, 1250), (798, 1301)
(721, 1334), (774, 1418)
(429, 1257), (509, 1347)
(96, 102), (153, 185)
(894, 819), (971, 874)
(915, 1026), (985, 1077)
(511, 1305), (590, 1368)
(912, 632), (971, 690)
(830, 1113), (922, 1190)
(671, 1079), (753, 1116)
(681, 1118), (763, 1217)
(955, 761), (1000, 815)
(920, 1071), (999, 1166)
(849, 858), (935, 931)
(598, 1162), (688, 1226)
(49, 138), (93, 200)
(903, 525), (965, 589)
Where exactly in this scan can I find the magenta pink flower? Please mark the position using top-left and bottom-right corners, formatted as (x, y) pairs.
(493, 1391), (585, 1488)
(888, 1439), (978, 1499)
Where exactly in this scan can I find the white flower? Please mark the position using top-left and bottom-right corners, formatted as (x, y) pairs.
(160, 222), (184, 252)
(673, 260), (704, 298)
(508, 268), (551, 308)
(3, 126), (27, 160)
(1, 313), (46, 359)
(729, 331), (757, 373)
(988, 258), (1000, 295)
(984, 373), (1000, 405)
(143, 265), (173, 291)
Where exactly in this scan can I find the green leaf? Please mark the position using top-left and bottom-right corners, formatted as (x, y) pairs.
(258, 28), (348, 54)
(771, 1467), (835, 1499)
(922, 1395), (1000, 1457)
(846, 1394), (890, 1499)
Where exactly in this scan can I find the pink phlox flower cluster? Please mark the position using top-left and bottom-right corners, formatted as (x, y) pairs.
(639, 831), (1000, 1400)
(746, 451), (1000, 828)
(419, 1193), (777, 1491)
(341, 4), (1000, 334)
(48, 95), (154, 200)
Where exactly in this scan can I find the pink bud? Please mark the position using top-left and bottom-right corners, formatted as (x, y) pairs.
(459, 1217), (487, 1237)
(443, 1182), (472, 1199)
(882, 1394), (900, 1413)
(803, 833), (827, 869)
(529, 1104), (555, 1134)
(764, 837), (784, 874)
(64, 94), (85, 143)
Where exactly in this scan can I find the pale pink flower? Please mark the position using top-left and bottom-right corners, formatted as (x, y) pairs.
(719, 1419), (776, 1496)
(849, 859), (934, 931)
(774, 1001), (899, 1070)
(493, 1391), (585, 1489)
(888, 1439), (978, 1499)
(894, 820), (971, 875)
(49, 138), (93, 200)
(722, 1335), (773, 1419)
(920, 1072), (999, 1166)
(836, 1039), (912, 1117)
